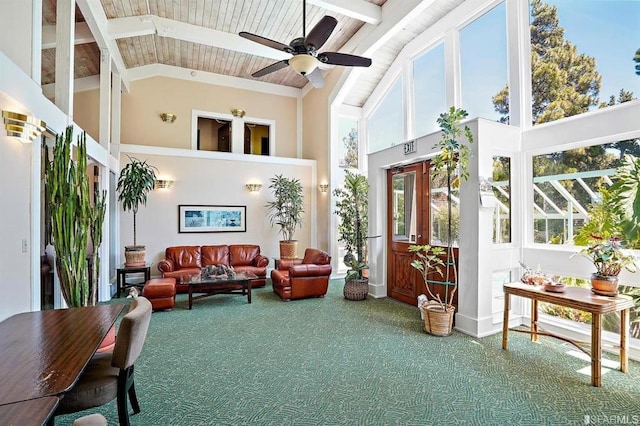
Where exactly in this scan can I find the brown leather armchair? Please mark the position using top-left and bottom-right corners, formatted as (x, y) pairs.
(271, 248), (332, 301)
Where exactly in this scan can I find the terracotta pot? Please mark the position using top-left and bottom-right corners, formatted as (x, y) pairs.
(590, 273), (619, 296)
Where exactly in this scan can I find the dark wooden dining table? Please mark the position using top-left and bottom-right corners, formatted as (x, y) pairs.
(0, 303), (125, 423)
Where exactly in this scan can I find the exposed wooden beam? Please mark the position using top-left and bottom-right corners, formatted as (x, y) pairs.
(307, 0), (381, 24)
(76, 0), (130, 93)
(107, 15), (290, 61)
(42, 23), (94, 49)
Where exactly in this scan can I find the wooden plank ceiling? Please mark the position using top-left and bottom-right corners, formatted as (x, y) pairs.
(41, 0), (463, 107)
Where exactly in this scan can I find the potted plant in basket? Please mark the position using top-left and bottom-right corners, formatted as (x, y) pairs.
(409, 106), (473, 335)
(333, 170), (369, 300)
(117, 156), (157, 266)
(266, 174), (304, 259)
(572, 235), (636, 296)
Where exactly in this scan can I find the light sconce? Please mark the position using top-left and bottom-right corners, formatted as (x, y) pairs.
(245, 183), (262, 192)
(155, 179), (174, 190)
(2, 110), (46, 143)
(231, 108), (246, 118)
(318, 183), (329, 193)
(289, 54), (319, 76)
(160, 113), (177, 123)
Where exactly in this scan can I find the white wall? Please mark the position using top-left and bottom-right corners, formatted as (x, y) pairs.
(119, 145), (317, 274)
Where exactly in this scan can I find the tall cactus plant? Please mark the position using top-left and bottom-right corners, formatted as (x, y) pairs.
(45, 126), (106, 307)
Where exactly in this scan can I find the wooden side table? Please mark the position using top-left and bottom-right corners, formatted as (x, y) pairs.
(116, 264), (151, 297)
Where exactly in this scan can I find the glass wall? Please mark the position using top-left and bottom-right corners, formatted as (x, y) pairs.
(368, 77), (404, 153)
(526, 0), (640, 125)
(413, 43), (446, 137)
(460, 1), (508, 122)
(493, 156), (511, 243)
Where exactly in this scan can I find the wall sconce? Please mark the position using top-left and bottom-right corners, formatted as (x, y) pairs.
(318, 183), (329, 193)
(231, 108), (246, 118)
(160, 113), (177, 123)
(245, 183), (262, 192)
(2, 110), (46, 143)
(155, 179), (174, 190)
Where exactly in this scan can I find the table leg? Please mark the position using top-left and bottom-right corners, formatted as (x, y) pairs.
(592, 312), (602, 387)
(502, 292), (510, 350)
(145, 267), (150, 283)
(247, 281), (252, 304)
(620, 308), (629, 373)
(117, 271), (123, 298)
(531, 299), (539, 343)
(188, 287), (193, 310)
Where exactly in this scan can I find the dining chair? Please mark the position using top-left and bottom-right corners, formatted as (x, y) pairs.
(53, 297), (152, 426)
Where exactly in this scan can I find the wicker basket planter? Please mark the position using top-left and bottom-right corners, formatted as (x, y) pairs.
(344, 278), (369, 301)
(421, 303), (454, 336)
(279, 241), (298, 259)
(124, 245), (146, 267)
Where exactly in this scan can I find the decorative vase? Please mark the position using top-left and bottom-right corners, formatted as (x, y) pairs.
(279, 240), (298, 259)
(590, 273), (619, 296)
(422, 303), (455, 336)
(344, 278), (369, 301)
(124, 245), (146, 266)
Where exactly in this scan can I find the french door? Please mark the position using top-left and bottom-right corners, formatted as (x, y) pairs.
(386, 161), (458, 306)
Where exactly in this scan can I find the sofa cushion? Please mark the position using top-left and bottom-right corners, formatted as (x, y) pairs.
(201, 245), (229, 266)
(166, 246), (201, 269)
(229, 245), (260, 266)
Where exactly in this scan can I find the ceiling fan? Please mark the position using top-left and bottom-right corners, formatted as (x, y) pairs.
(239, 0), (372, 88)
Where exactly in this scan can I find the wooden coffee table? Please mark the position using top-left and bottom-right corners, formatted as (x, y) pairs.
(185, 272), (257, 309)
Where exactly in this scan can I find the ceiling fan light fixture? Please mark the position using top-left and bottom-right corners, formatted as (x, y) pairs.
(289, 55), (318, 76)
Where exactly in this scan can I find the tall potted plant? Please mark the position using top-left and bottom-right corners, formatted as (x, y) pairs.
(409, 106), (473, 335)
(333, 170), (369, 300)
(117, 156), (157, 266)
(45, 126), (106, 307)
(266, 174), (304, 259)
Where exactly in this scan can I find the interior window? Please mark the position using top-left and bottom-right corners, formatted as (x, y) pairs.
(197, 117), (232, 152)
(244, 122), (270, 155)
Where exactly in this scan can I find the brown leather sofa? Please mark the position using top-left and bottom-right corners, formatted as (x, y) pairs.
(157, 245), (268, 292)
(271, 248), (332, 301)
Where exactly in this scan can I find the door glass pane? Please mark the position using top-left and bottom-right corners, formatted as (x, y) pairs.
(392, 172), (417, 242)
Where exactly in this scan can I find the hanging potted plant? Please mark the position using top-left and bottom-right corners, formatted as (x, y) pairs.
(266, 174), (304, 259)
(45, 126), (106, 307)
(333, 170), (369, 300)
(116, 156), (157, 266)
(409, 106), (473, 336)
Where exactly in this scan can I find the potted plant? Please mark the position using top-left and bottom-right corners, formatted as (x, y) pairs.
(572, 235), (636, 295)
(117, 156), (157, 266)
(266, 174), (304, 259)
(45, 126), (106, 307)
(409, 106), (473, 335)
(333, 170), (369, 300)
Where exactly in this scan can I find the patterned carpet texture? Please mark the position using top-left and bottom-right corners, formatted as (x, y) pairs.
(59, 281), (640, 425)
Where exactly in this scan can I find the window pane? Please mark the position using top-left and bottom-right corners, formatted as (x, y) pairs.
(244, 123), (269, 155)
(413, 43), (446, 137)
(528, 0), (640, 125)
(430, 167), (459, 247)
(338, 118), (359, 169)
(197, 117), (231, 152)
(531, 142), (627, 244)
(368, 78), (404, 154)
(493, 156), (511, 243)
(392, 171), (417, 242)
(460, 2), (507, 122)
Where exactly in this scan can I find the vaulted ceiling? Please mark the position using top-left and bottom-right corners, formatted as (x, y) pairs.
(41, 0), (464, 107)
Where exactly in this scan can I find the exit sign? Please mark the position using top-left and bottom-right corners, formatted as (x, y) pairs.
(404, 140), (416, 155)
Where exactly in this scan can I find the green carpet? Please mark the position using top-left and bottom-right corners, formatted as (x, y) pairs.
(59, 281), (640, 425)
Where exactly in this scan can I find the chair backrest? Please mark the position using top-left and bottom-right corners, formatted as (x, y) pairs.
(301, 248), (331, 265)
(111, 296), (152, 369)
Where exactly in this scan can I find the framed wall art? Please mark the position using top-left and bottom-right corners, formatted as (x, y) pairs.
(178, 205), (247, 233)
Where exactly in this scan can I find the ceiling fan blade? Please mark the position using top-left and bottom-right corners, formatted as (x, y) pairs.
(318, 52), (372, 67)
(239, 31), (291, 52)
(306, 68), (325, 88)
(305, 16), (338, 51)
(252, 60), (289, 78)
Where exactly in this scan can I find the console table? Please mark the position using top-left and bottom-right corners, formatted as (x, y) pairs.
(502, 282), (633, 387)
